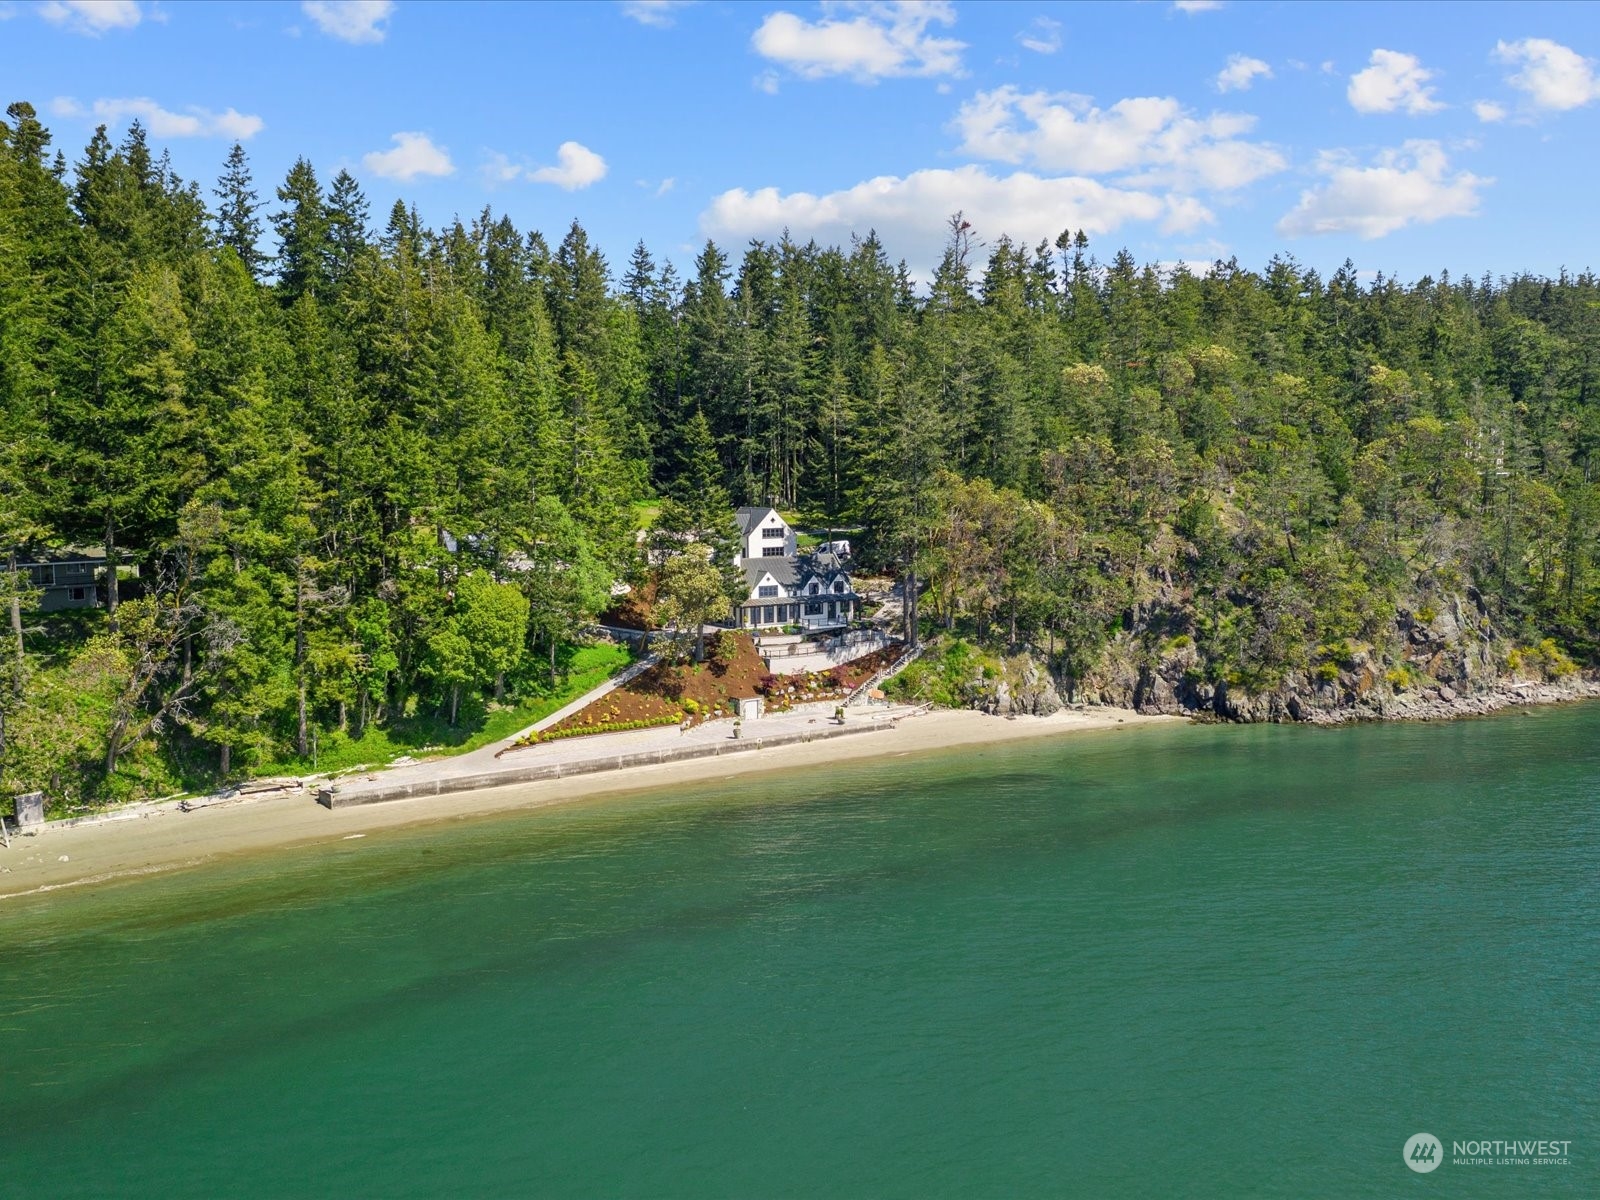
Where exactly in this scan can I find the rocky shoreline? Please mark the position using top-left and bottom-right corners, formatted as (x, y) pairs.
(970, 589), (1600, 727)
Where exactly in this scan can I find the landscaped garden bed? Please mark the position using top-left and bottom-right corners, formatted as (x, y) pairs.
(516, 630), (768, 745)
(513, 634), (904, 745)
(758, 642), (904, 711)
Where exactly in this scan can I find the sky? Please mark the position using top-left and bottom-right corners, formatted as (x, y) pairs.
(4, 0), (1600, 284)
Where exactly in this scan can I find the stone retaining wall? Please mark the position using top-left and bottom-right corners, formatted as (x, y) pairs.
(318, 719), (899, 810)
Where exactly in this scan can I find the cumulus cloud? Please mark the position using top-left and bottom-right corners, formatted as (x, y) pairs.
(620, 0), (691, 26)
(362, 132), (454, 181)
(1473, 99), (1507, 123)
(302, 0), (393, 44)
(488, 142), (608, 190)
(1348, 49), (1444, 114)
(50, 95), (264, 138)
(1017, 15), (1060, 55)
(38, 0), (142, 34)
(752, 0), (964, 83)
(702, 165), (1212, 278)
(530, 141), (608, 190)
(952, 86), (1285, 192)
(1216, 54), (1271, 93)
(1277, 140), (1487, 239)
(1493, 38), (1600, 111)
(481, 152), (524, 185)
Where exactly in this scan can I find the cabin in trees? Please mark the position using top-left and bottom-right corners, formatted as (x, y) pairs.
(7, 548), (105, 612)
(732, 507), (860, 631)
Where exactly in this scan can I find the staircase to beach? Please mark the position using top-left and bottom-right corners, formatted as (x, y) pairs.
(846, 641), (926, 706)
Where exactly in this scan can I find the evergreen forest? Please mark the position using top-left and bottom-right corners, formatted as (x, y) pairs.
(3, 102), (1599, 803)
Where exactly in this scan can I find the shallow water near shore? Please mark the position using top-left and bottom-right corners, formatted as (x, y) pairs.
(1, 709), (1597, 1197)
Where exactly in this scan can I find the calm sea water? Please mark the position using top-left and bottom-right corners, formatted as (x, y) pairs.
(2, 708), (1597, 1198)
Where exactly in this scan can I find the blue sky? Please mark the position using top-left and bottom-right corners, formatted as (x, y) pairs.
(5, 0), (1600, 283)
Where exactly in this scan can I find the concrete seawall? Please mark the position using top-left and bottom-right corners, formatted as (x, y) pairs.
(317, 719), (899, 810)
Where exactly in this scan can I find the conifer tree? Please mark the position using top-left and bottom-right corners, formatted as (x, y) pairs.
(272, 158), (330, 303)
(213, 142), (265, 277)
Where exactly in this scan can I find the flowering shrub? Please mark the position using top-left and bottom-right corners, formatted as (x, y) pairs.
(517, 713), (682, 746)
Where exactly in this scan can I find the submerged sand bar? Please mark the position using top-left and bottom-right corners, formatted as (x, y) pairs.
(0, 706), (1173, 900)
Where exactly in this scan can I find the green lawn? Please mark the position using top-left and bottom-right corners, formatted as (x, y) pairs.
(256, 642), (633, 778)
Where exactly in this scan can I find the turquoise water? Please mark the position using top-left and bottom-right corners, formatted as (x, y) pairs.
(2, 709), (1597, 1197)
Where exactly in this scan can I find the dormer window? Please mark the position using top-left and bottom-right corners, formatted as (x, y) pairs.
(832, 580), (845, 594)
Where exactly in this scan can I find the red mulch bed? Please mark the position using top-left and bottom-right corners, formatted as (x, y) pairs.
(758, 642), (904, 711)
(547, 631), (768, 736)
(545, 635), (905, 736)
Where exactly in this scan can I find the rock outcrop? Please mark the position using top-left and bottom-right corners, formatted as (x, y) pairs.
(1051, 592), (1599, 725)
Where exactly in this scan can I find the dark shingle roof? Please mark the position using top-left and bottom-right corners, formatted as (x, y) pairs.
(743, 557), (798, 589)
(735, 506), (779, 536)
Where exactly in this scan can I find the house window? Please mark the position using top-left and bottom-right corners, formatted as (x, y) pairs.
(833, 581), (846, 593)
(762, 526), (786, 539)
(806, 601), (822, 615)
(758, 584), (778, 598)
(807, 582), (819, 594)
(761, 546), (785, 557)
(69, 587), (86, 602)
(762, 606), (775, 624)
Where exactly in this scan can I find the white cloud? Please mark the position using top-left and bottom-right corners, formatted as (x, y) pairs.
(655, 177), (675, 197)
(529, 141), (608, 190)
(752, 0), (965, 83)
(1277, 140), (1487, 239)
(755, 70), (781, 94)
(1347, 49), (1444, 115)
(38, 0), (141, 34)
(362, 132), (454, 181)
(952, 86), (1285, 192)
(702, 165), (1212, 279)
(1493, 38), (1600, 111)
(1017, 15), (1060, 55)
(483, 142), (608, 190)
(620, 0), (690, 26)
(1215, 54), (1271, 93)
(1173, 1), (1223, 12)
(50, 95), (264, 138)
(481, 152), (524, 185)
(301, 0), (392, 44)
(1473, 99), (1507, 123)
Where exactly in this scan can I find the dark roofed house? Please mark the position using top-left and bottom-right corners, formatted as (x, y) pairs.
(731, 510), (858, 631)
(8, 548), (105, 612)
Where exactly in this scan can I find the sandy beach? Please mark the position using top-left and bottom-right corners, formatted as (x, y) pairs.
(0, 707), (1174, 901)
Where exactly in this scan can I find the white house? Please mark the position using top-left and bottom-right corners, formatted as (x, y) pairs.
(732, 507), (859, 631)
(736, 505), (795, 563)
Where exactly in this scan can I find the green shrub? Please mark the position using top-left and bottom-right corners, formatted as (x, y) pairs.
(517, 712), (681, 746)
(1315, 661), (1341, 684)
(1384, 664), (1418, 690)
(1521, 638), (1578, 680)
(1315, 640), (1357, 669)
